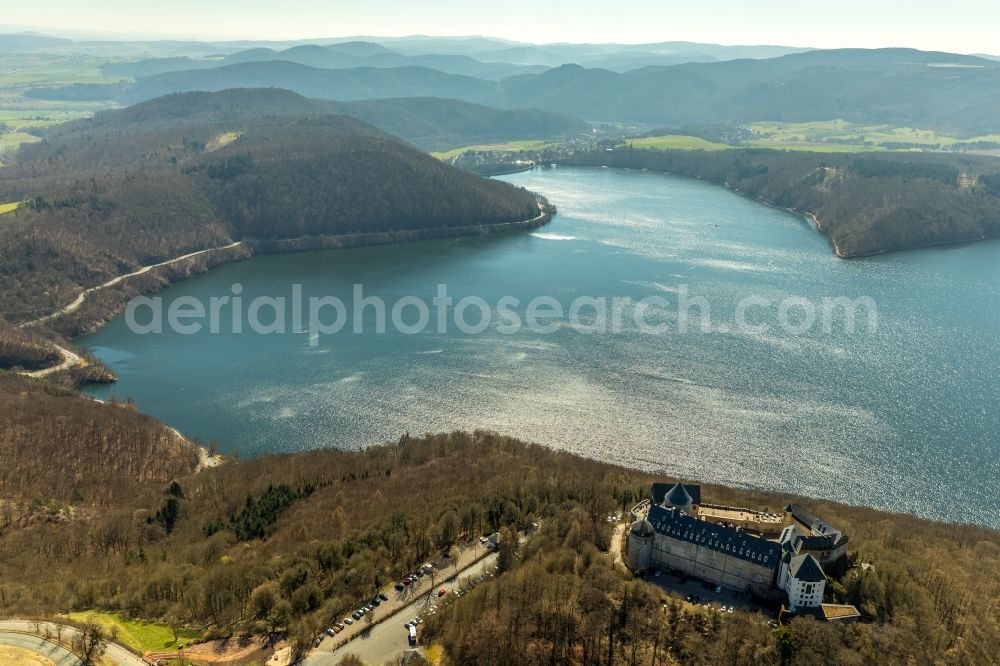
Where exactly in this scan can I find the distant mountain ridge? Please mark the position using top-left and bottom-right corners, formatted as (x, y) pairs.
(31, 47), (1000, 135)
(102, 43), (549, 80)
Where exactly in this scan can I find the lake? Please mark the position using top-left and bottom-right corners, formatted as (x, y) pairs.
(80, 167), (1000, 527)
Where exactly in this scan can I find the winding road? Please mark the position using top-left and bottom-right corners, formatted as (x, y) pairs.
(14, 240), (244, 379)
(0, 631), (81, 665)
(0, 621), (144, 666)
(18, 241), (244, 330)
(23, 345), (85, 378)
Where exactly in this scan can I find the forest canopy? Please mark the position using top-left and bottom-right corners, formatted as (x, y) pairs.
(0, 428), (996, 666)
(0, 90), (541, 326)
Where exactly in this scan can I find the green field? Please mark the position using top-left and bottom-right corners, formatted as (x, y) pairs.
(0, 201), (21, 215)
(748, 120), (1000, 152)
(627, 134), (731, 151)
(0, 54), (120, 163)
(432, 140), (559, 160)
(619, 121), (1000, 155)
(0, 131), (40, 152)
(65, 611), (201, 653)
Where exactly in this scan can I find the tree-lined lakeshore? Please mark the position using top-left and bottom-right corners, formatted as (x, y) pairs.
(554, 148), (1000, 258)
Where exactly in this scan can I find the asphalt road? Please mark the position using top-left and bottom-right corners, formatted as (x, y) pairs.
(0, 631), (82, 665)
(0, 621), (145, 666)
(306, 553), (499, 666)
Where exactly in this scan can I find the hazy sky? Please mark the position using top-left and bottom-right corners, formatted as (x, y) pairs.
(13, 0), (999, 54)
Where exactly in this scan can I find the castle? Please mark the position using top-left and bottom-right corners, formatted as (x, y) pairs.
(626, 482), (849, 613)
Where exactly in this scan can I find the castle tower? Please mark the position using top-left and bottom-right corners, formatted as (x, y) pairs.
(626, 518), (654, 571)
(662, 483), (694, 514)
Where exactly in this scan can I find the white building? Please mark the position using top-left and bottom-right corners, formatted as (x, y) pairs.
(779, 552), (827, 610)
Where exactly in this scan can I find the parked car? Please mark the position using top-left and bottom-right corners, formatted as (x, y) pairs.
(344, 617), (354, 625)
(395, 582), (405, 591)
(715, 585), (723, 594)
(379, 593), (390, 601)
(437, 588), (447, 597)
(654, 569), (662, 577)
(370, 597), (381, 606)
(326, 628), (336, 637)
(336, 623), (345, 630)
(352, 611), (362, 620)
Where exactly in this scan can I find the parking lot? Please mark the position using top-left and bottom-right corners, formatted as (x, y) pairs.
(306, 554), (499, 665)
(642, 570), (775, 616)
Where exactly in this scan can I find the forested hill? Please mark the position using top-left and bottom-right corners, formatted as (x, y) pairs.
(30, 88), (588, 151)
(566, 148), (1000, 257)
(331, 97), (587, 151)
(0, 90), (542, 326)
(0, 429), (996, 665)
(0, 372), (199, 506)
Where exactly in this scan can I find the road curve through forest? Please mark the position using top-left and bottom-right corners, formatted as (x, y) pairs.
(14, 241), (243, 379)
(0, 621), (145, 666)
(18, 241), (244, 329)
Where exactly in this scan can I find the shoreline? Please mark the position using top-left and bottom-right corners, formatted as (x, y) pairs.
(561, 161), (1000, 259)
(15, 202), (553, 379)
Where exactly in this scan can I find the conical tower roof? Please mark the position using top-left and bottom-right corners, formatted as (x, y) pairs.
(664, 483), (693, 508)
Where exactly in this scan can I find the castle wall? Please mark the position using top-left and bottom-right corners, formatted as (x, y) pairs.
(648, 533), (779, 599)
(799, 540), (848, 573)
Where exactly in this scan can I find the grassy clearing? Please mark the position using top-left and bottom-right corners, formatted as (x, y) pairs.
(64, 611), (200, 654)
(627, 134), (731, 151)
(623, 122), (1000, 155)
(749, 120), (1000, 151)
(0, 132), (39, 152)
(432, 140), (558, 160)
(206, 131), (242, 151)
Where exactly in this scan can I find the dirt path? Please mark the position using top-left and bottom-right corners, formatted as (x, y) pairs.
(22, 345), (86, 378)
(18, 241), (243, 330)
(610, 522), (627, 570)
(14, 240), (243, 379)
